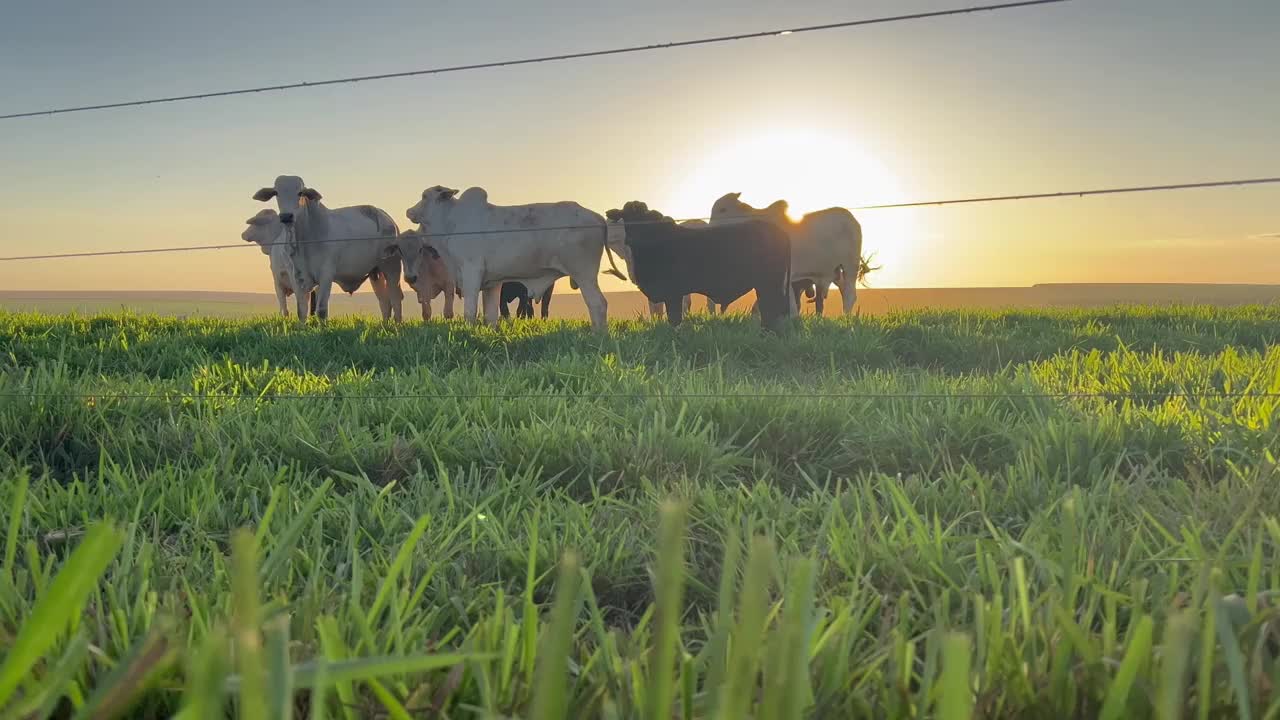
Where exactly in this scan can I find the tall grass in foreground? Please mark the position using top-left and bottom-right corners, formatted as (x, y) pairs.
(2, 308), (1280, 717)
(2, 491), (1279, 718)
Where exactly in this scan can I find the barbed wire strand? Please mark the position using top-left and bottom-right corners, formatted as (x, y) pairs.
(0, 0), (1070, 121)
(1, 391), (1276, 402)
(0, 175), (1275, 263)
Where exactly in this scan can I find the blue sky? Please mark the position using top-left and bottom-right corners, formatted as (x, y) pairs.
(1, 0), (1277, 291)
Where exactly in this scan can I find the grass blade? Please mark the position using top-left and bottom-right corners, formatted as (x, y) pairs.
(2, 472), (27, 582)
(1099, 614), (1155, 720)
(365, 514), (430, 626)
(1157, 611), (1195, 720)
(0, 522), (123, 708)
(648, 500), (687, 720)
(178, 630), (229, 720)
(531, 551), (583, 720)
(73, 619), (175, 720)
(1214, 595), (1254, 720)
(231, 529), (267, 720)
(939, 632), (973, 720)
(717, 535), (775, 720)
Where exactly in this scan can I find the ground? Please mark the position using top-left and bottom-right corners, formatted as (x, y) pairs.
(0, 307), (1278, 718)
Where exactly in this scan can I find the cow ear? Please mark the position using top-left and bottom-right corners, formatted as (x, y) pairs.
(766, 200), (789, 214)
(301, 188), (322, 201)
(729, 192), (741, 200)
(441, 188), (459, 200)
(253, 188), (277, 201)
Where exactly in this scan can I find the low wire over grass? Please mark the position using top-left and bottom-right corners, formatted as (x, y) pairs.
(0, 306), (1278, 717)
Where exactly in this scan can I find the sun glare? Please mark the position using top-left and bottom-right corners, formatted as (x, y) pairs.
(665, 126), (918, 286)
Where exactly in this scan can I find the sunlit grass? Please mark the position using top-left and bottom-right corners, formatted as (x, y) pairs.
(0, 306), (1278, 717)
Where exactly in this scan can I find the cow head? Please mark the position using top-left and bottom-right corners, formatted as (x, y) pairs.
(253, 175), (323, 225)
(405, 185), (459, 226)
(709, 191), (756, 225)
(398, 228), (425, 288)
(604, 201), (672, 282)
(242, 209), (281, 255)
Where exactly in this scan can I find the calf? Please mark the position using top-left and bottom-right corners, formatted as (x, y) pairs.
(400, 229), (459, 321)
(499, 282), (554, 319)
(241, 209), (316, 318)
(605, 201), (791, 329)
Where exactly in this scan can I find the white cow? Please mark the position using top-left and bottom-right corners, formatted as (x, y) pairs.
(710, 193), (863, 315)
(252, 175), (404, 322)
(241, 209), (312, 318)
(402, 186), (624, 331)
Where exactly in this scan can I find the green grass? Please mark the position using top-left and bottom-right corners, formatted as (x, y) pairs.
(1, 305), (1279, 718)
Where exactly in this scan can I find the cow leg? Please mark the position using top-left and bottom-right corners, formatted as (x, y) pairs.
(541, 287), (553, 319)
(499, 298), (511, 319)
(518, 295), (533, 319)
(442, 282), (456, 319)
(682, 295), (692, 316)
(421, 299), (432, 321)
(314, 281), (334, 322)
(792, 284), (805, 315)
(706, 296), (717, 315)
(308, 289), (318, 318)
(575, 274), (609, 332)
(754, 283), (787, 330)
(836, 270), (856, 315)
(370, 272), (393, 321)
(296, 286), (312, 323)
(275, 283), (289, 318)
(482, 285), (503, 326)
(814, 284), (828, 316)
(666, 295), (685, 327)
(383, 259), (405, 323)
(460, 268), (482, 324)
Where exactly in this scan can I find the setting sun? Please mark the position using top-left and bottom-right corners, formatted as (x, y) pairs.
(663, 125), (918, 287)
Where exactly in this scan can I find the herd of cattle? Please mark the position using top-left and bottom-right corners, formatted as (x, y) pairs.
(241, 175), (864, 330)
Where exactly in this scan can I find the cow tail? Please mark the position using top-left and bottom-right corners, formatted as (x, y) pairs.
(784, 235), (794, 317)
(600, 221), (628, 281)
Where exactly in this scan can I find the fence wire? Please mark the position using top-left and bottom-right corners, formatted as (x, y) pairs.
(1, 175), (1275, 263)
(2, 391), (1277, 403)
(1, 0), (1070, 121)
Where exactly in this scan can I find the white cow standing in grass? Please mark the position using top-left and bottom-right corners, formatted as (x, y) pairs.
(710, 193), (863, 315)
(241, 209), (314, 318)
(252, 175), (404, 322)
(402, 186), (624, 331)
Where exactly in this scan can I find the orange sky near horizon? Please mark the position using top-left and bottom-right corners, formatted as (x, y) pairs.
(1, 0), (1277, 295)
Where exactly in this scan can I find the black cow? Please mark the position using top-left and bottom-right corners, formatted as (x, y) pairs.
(499, 282), (554, 319)
(604, 201), (791, 329)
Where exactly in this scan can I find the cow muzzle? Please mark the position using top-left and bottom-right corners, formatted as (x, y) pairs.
(279, 213), (294, 224)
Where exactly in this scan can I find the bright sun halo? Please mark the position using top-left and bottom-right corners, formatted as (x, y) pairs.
(665, 126), (916, 286)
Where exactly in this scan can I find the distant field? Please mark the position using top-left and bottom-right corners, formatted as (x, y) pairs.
(1, 307), (1279, 717)
(3, 282), (1278, 320)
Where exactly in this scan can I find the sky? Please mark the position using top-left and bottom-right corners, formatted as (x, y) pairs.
(0, 0), (1277, 293)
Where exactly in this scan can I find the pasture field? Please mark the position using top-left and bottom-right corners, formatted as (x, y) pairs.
(1, 306), (1280, 718)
